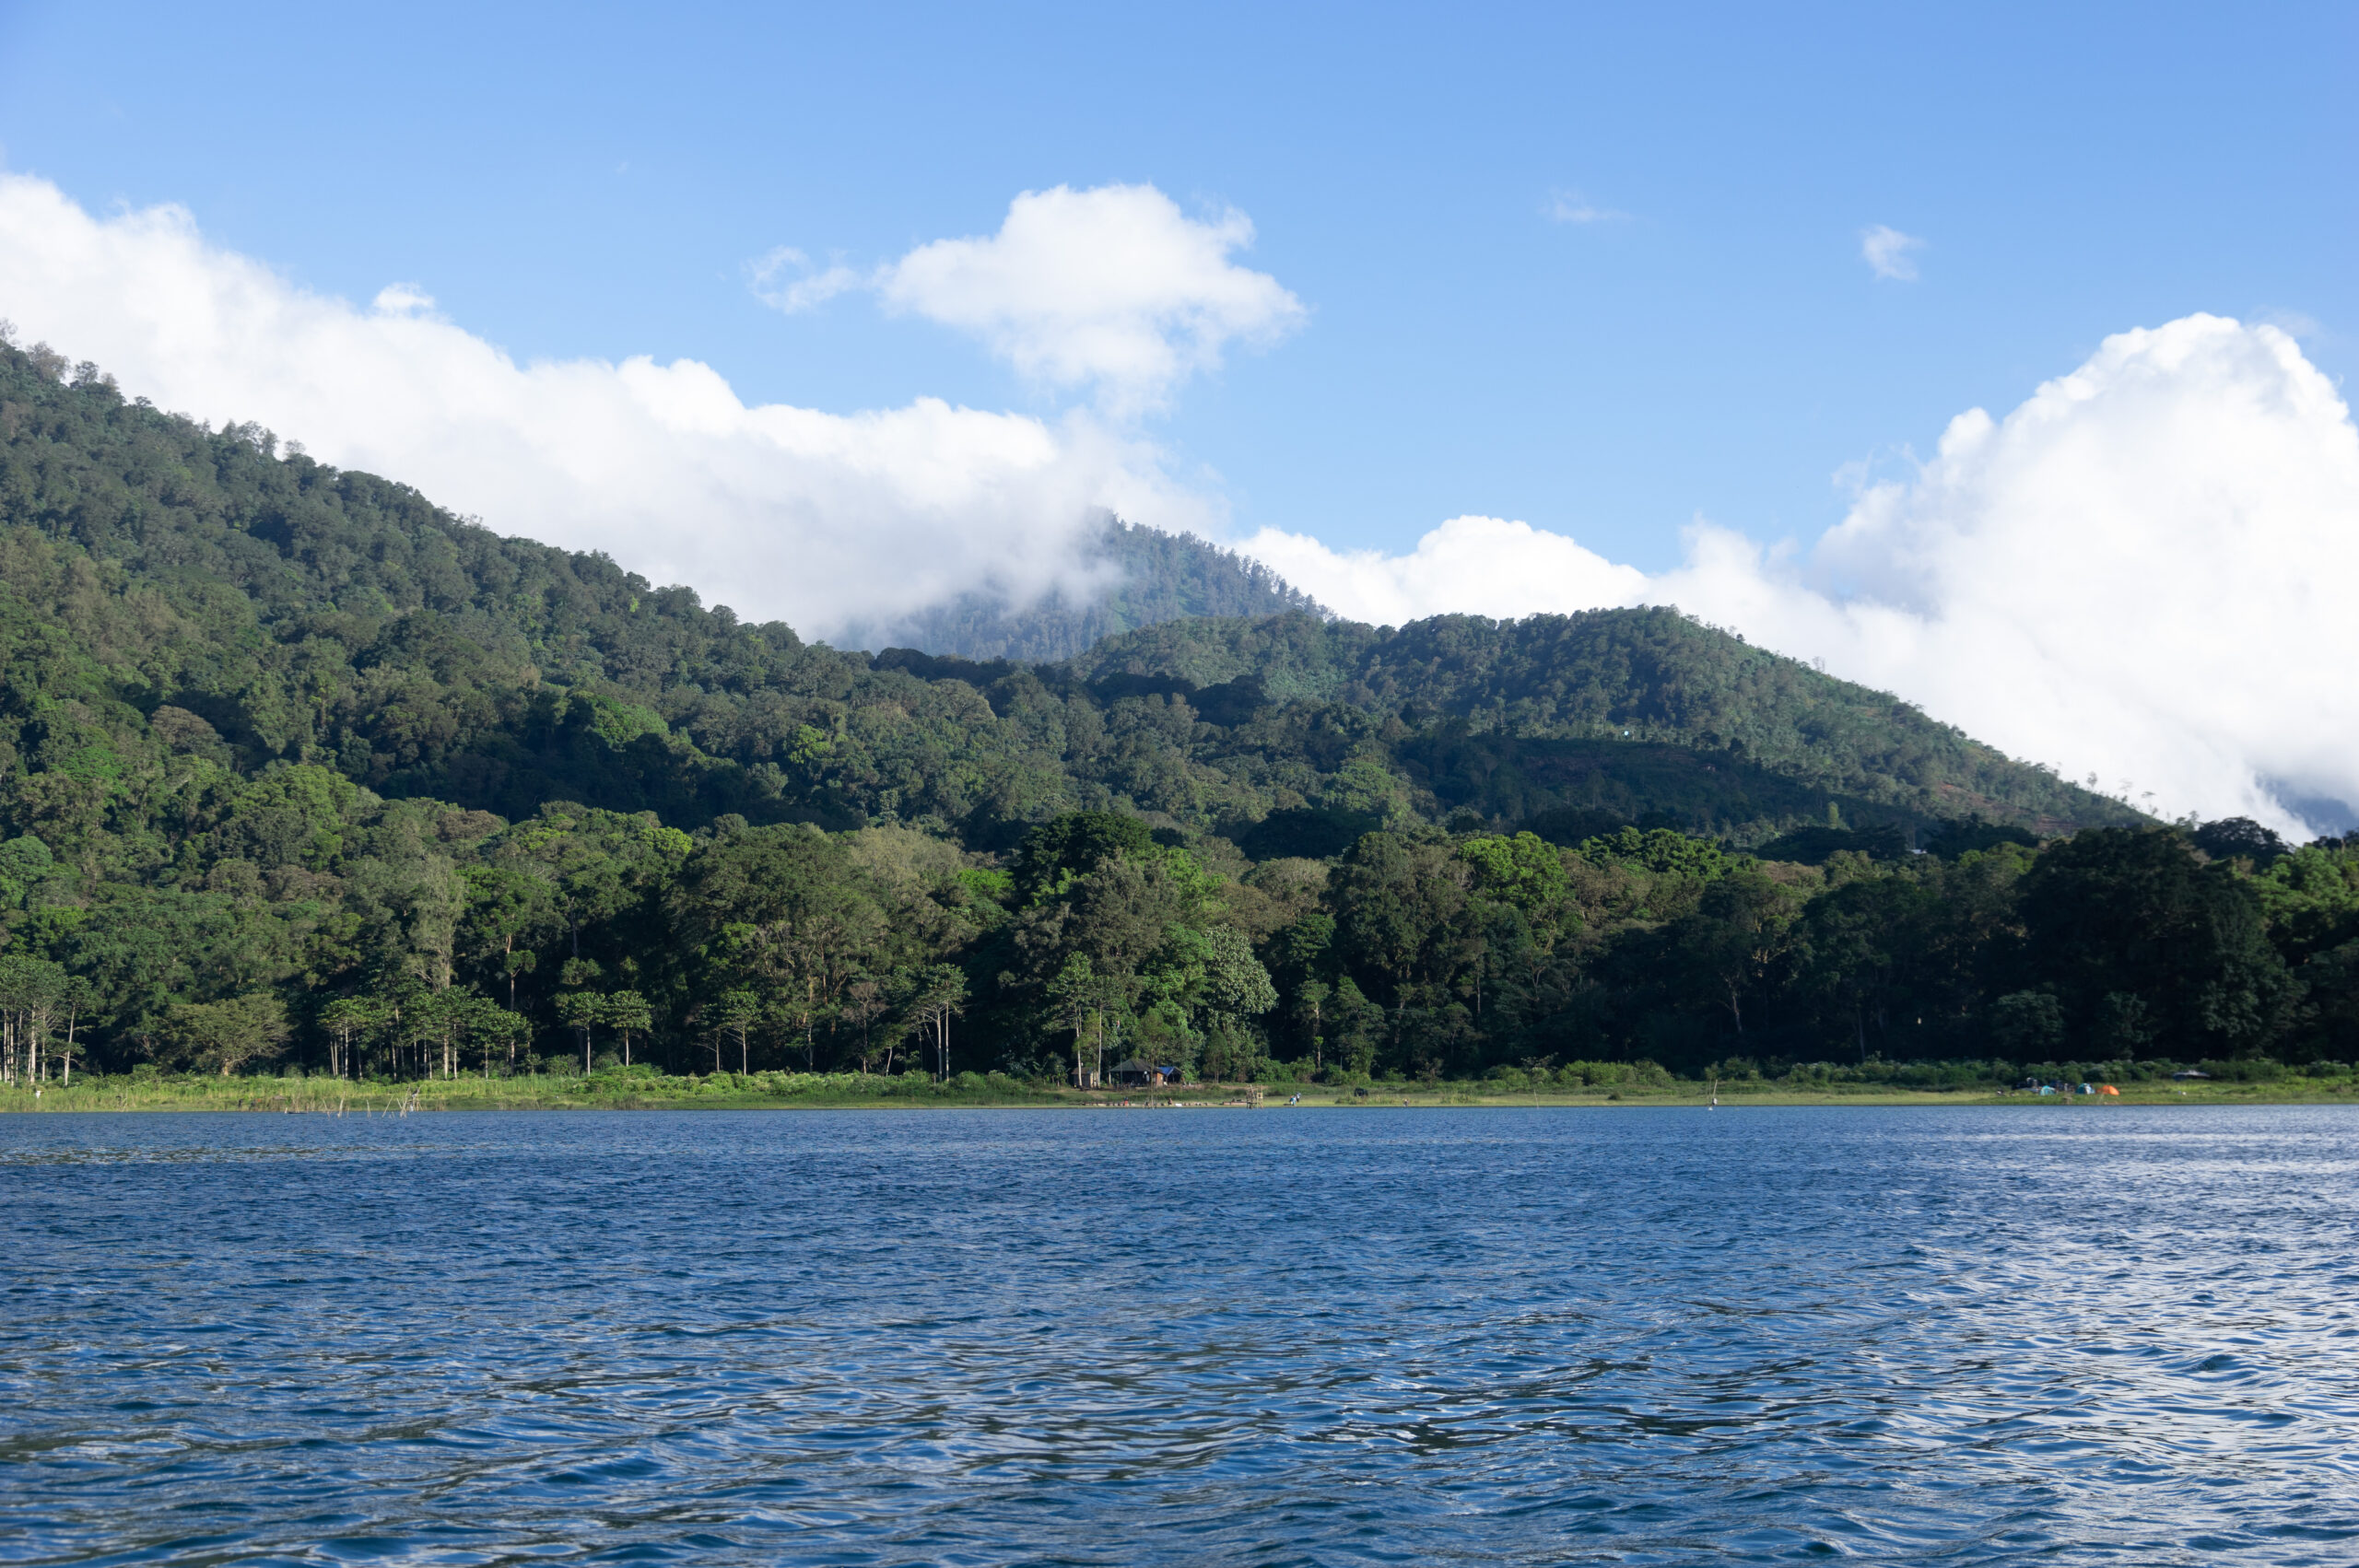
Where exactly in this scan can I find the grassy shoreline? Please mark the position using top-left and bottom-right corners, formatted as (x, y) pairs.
(5, 1073), (2353, 1114)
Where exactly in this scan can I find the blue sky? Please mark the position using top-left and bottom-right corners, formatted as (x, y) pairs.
(3, 0), (2349, 568)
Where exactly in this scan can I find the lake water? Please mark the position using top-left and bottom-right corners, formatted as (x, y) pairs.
(3, 1106), (2356, 1566)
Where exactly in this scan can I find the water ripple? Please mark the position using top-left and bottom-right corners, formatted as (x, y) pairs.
(3, 1106), (2356, 1564)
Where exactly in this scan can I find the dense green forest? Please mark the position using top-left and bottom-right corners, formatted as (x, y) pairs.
(846, 516), (1326, 661)
(3, 334), (2348, 1092)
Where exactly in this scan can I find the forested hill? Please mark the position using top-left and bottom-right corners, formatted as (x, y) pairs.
(1062, 612), (2134, 837)
(844, 516), (1325, 661)
(0, 336), (2132, 872)
(17, 337), (2346, 1094)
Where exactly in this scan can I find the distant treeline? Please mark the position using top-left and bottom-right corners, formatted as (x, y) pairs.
(1, 793), (2349, 1086)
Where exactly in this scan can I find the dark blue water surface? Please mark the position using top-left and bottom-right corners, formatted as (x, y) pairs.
(4, 1106), (2357, 1566)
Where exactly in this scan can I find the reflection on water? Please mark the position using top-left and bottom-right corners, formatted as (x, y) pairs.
(3, 1107), (2355, 1565)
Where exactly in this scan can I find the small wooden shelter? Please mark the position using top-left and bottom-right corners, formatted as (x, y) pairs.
(1109, 1057), (1179, 1087)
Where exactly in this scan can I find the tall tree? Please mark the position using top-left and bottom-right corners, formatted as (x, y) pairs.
(602, 990), (653, 1068)
(161, 994), (290, 1077)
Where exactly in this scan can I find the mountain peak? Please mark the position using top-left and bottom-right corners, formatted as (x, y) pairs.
(845, 517), (1325, 661)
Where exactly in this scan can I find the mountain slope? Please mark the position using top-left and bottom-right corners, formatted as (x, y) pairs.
(24, 339), (2313, 1087)
(1063, 611), (2130, 835)
(0, 338), (2136, 882)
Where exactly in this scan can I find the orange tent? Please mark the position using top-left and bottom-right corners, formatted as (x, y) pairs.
(2097, 1084), (2121, 1096)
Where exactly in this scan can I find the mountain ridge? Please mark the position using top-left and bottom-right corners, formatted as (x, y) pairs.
(0, 337), (2137, 865)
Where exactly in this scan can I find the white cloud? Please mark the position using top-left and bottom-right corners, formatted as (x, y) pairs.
(1246, 316), (2359, 835)
(758, 182), (1304, 415)
(1860, 223), (1925, 281)
(1544, 190), (1629, 225)
(371, 283), (436, 314)
(1246, 516), (1647, 627)
(745, 247), (864, 314)
(0, 171), (1220, 638)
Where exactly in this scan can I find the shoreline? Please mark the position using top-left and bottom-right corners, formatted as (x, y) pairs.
(4, 1080), (2350, 1114)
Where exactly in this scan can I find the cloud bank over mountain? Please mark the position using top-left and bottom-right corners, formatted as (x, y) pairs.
(1245, 316), (2359, 834)
(3, 170), (2353, 832)
(0, 172), (1221, 638)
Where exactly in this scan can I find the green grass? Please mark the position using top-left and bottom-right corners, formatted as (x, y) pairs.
(6, 1071), (2353, 1114)
(0, 1069), (1063, 1113)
